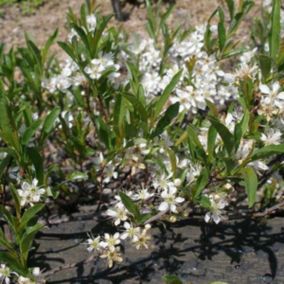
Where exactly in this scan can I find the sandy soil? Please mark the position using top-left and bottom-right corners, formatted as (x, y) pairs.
(0, 0), (262, 57)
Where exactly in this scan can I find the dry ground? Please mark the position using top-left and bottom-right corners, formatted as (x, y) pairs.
(0, 0), (262, 58)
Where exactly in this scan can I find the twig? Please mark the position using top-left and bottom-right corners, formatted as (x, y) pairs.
(43, 254), (95, 278)
(253, 200), (284, 218)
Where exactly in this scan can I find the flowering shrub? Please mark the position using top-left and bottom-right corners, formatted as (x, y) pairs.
(0, 0), (284, 282)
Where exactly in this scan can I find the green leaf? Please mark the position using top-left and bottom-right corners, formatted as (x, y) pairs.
(123, 93), (148, 123)
(242, 167), (258, 208)
(95, 117), (114, 150)
(10, 185), (21, 216)
(209, 116), (235, 155)
(218, 8), (226, 51)
(0, 96), (21, 155)
(234, 110), (250, 150)
(22, 119), (42, 146)
(0, 155), (12, 179)
(42, 107), (60, 135)
(187, 125), (207, 163)
(152, 102), (179, 137)
(258, 54), (272, 80)
(163, 274), (183, 284)
(20, 204), (44, 231)
(225, 0), (235, 20)
(42, 29), (58, 62)
(20, 223), (44, 261)
(137, 213), (152, 225)
(26, 147), (44, 184)
(166, 147), (177, 176)
(193, 168), (209, 199)
(58, 41), (76, 62)
(0, 252), (26, 275)
(119, 192), (140, 219)
(199, 196), (211, 209)
(251, 144), (284, 160)
(67, 171), (88, 181)
(0, 206), (16, 234)
(153, 70), (182, 120)
(207, 125), (217, 159)
(0, 228), (13, 251)
(114, 94), (126, 137)
(269, 0), (281, 60)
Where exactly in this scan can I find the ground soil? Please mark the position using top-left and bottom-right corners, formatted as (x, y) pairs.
(0, 0), (262, 58)
(34, 209), (284, 283)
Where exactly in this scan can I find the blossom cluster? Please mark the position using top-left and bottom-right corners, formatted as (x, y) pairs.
(1, 1), (284, 279)
(0, 264), (41, 284)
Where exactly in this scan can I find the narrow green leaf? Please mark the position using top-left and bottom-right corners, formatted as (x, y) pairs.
(218, 8), (226, 51)
(42, 107), (60, 134)
(114, 94), (126, 137)
(225, 0), (235, 20)
(207, 125), (217, 159)
(58, 42), (76, 62)
(251, 144), (284, 160)
(20, 204), (44, 231)
(152, 102), (179, 137)
(22, 119), (42, 146)
(67, 171), (88, 181)
(153, 70), (182, 119)
(234, 110), (250, 150)
(0, 97), (21, 155)
(269, 0), (281, 60)
(258, 54), (272, 80)
(193, 168), (209, 199)
(0, 155), (11, 179)
(26, 147), (44, 184)
(20, 223), (44, 260)
(242, 167), (258, 208)
(119, 192), (140, 219)
(209, 116), (235, 155)
(42, 29), (58, 62)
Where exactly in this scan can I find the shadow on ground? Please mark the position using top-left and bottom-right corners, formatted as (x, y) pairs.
(32, 213), (284, 284)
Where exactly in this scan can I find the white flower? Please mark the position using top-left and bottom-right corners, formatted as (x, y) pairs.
(120, 222), (140, 240)
(248, 160), (269, 172)
(133, 187), (154, 201)
(86, 236), (101, 252)
(84, 59), (106, 80)
(0, 264), (12, 284)
(106, 203), (128, 226)
(258, 82), (284, 119)
(139, 39), (161, 72)
(17, 179), (45, 207)
(158, 185), (184, 213)
(100, 233), (121, 252)
(132, 224), (152, 250)
(172, 85), (207, 114)
(236, 139), (254, 164)
(87, 14), (97, 32)
(32, 267), (41, 277)
(260, 129), (282, 145)
(142, 71), (162, 97)
(17, 276), (35, 284)
(68, 28), (78, 42)
(103, 163), (118, 183)
(186, 163), (202, 184)
(84, 53), (120, 80)
(100, 246), (123, 268)
(204, 193), (228, 224)
(153, 174), (172, 190)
